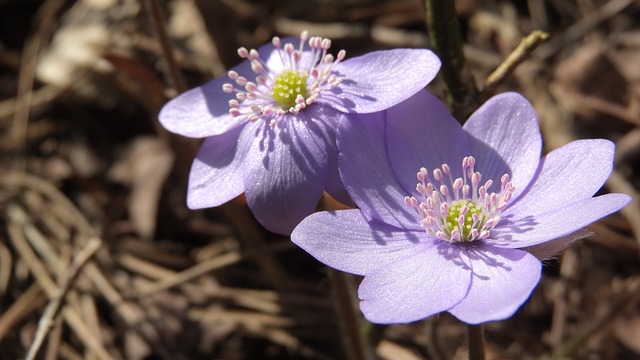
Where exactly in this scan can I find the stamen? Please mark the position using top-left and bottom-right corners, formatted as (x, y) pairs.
(222, 31), (346, 126)
(405, 156), (515, 243)
(237, 47), (249, 58)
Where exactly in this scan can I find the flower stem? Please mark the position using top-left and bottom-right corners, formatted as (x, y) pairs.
(424, 0), (478, 123)
(328, 269), (375, 360)
(467, 324), (486, 360)
(318, 195), (376, 359)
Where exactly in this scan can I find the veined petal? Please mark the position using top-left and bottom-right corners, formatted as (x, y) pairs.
(242, 114), (328, 235)
(489, 193), (631, 249)
(385, 90), (471, 196)
(310, 111), (351, 205)
(463, 93), (541, 199)
(187, 126), (247, 209)
(359, 242), (471, 324)
(292, 210), (433, 276)
(338, 111), (421, 230)
(158, 60), (252, 138)
(504, 139), (615, 216)
(447, 245), (541, 324)
(324, 49), (441, 113)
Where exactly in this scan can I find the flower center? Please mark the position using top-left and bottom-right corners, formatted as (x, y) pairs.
(404, 156), (515, 243)
(271, 70), (308, 108)
(223, 31), (346, 127)
(444, 199), (483, 239)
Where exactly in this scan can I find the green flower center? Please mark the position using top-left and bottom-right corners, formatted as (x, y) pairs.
(444, 200), (484, 242)
(224, 33), (347, 127)
(271, 70), (308, 108)
(405, 157), (515, 243)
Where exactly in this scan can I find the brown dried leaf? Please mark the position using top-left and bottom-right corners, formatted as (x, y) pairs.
(377, 340), (423, 360)
(614, 312), (640, 354)
(102, 52), (169, 117)
(124, 330), (151, 360)
(108, 136), (174, 238)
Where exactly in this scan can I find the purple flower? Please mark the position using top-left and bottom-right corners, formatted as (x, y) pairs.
(291, 90), (630, 324)
(159, 32), (441, 235)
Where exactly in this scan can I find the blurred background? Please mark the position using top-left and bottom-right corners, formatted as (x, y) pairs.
(0, 0), (639, 359)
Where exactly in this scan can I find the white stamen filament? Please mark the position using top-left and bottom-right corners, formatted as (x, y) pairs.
(223, 31), (346, 127)
(405, 156), (515, 243)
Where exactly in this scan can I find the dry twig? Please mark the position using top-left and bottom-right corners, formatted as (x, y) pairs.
(482, 30), (549, 97)
(536, 0), (635, 60)
(25, 238), (102, 360)
(145, 0), (188, 94)
(11, 0), (68, 171)
(606, 170), (640, 255)
(550, 277), (640, 359)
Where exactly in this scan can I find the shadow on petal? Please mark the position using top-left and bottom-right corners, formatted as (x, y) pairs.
(435, 241), (524, 282)
(326, 77), (376, 110)
(486, 214), (539, 247)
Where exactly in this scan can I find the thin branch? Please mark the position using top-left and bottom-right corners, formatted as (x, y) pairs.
(145, 0), (188, 94)
(536, 0), (634, 60)
(25, 238), (102, 360)
(7, 206), (114, 360)
(606, 170), (640, 256)
(11, 0), (68, 171)
(134, 241), (293, 298)
(551, 277), (640, 359)
(482, 30), (549, 97)
(0, 284), (46, 340)
(425, 0), (478, 122)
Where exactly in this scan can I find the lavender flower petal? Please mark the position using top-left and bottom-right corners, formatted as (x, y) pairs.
(187, 126), (246, 209)
(385, 90), (471, 195)
(158, 61), (252, 138)
(291, 210), (433, 276)
(447, 245), (541, 324)
(313, 112), (351, 205)
(242, 115), (328, 235)
(358, 242), (471, 324)
(338, 110), (421, 230)
(463, 93), (541, 199)
(325, 49), (441, 113)
(505, 139), (615, 216)
(490, 193), (631, 248)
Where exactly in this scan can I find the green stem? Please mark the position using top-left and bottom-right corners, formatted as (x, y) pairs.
(424, 0), (477, 122)
(468, 324), (486, 360)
